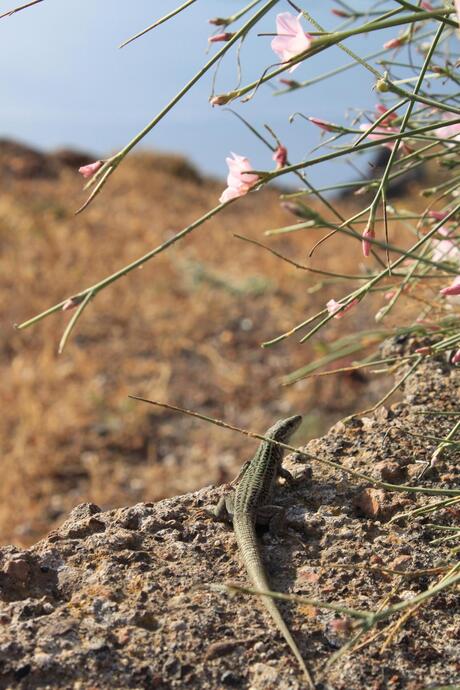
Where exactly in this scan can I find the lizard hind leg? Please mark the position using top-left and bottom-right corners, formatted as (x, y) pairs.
(209, 492), (235, 524)
(256, 505), (286, 534)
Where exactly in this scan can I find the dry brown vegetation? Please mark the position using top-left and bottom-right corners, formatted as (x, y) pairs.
(0, 141), (427, 546)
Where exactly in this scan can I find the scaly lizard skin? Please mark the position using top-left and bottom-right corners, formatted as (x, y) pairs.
(212, 415), (315, 689)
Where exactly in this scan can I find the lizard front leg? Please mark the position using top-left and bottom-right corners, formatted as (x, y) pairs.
(278, 466), (296, 484)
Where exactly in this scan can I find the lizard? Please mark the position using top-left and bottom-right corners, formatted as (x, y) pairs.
(211, 415), (315, 689)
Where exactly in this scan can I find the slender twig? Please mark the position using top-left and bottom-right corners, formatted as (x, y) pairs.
(16, 201), (230, 331)
(58, 290), (94, 355)
(0, 0), (43, 20)
(78, 0), (280, 209)
(128, 397), (460, 497)
(119, 0), (197, 49)
(215, 9), (459, 105)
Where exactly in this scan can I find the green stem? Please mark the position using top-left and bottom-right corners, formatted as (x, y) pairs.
(119, 0), (197, 49)
(0, 0), (43, 20)
(222, 0), (263, 26)
(391, 496), (460, 522)
(115, 0), (278, 159)
(81, 0), (280, 201)
(263, 204), (459, 348)
(263, 219), (460, 274)
(219, 9), (459, 104)
(365, 21), (445, 294)
(221, 583), (371, 620)
(252, 119), (460, 182)
(129, 397), (460, 497)
(353, 99), (407, 147)
(275, 28), (436, 93)
(370, 572), (460, 622)
(431, 417), (460, 464)
(394, 0), (458, 27)
(16, 201), (230, 330)
(300, 8), (381, 79)
(58, 290), (95, 355)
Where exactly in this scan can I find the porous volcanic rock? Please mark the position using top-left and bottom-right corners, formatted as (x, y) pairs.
(0, 352), (459, 689)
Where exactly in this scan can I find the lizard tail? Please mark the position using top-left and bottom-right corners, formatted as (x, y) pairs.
(234, 516), (315, 690)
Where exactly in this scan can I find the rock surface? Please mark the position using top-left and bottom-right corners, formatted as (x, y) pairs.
(0, 352), (459, 689)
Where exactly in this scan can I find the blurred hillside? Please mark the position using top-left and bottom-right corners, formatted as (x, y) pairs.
(0, 140), (422, 545)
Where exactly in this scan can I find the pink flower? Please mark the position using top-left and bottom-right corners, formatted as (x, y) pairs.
(455, 0), (460, 29)
(273, 145), (287, 170)
(431, 227), (460, 265)
(359, 123), (399, 151)
(428, 210), (449, 221)
(440, 275), (460, 296)
(271, 13), (312, 72)
(219, 153), (259, 203)
(452, 348), (460, 364)
(78, 160), (102, 179)
(359, 120), (412, 154)
(435, 116), (460, 144)
(208, 32), (234, 43)
(375, 104), (398, 125)
(362, 223), (375, 258)
(326, 298), (358, 319)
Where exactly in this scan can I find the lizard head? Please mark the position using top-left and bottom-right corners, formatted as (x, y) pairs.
(270, 414), (303, 442)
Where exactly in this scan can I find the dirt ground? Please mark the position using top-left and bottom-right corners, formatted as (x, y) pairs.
(0, 140), (438, 546)
(0, 350), (458, 689)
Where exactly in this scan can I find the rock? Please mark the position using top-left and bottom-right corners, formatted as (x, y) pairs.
(249, 663), (295, 690)
(2, 559), (30, 582)
(0, 353), (458, 689)
(374, 461), (407, 483)
(389, 555), (412, 571)
(353, 488), (409, 522)
(354, 488), (387, 520)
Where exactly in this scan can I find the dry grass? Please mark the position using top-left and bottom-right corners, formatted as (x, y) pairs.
(0, 143), (427, 545)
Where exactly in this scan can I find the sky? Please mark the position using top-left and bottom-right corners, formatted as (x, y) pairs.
(0, 1), (398, 187)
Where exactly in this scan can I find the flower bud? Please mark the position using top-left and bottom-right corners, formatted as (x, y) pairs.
(273, 145), (288, 170)
(62, 296), (85, 311)
(383, 37), (404, 50)
(362, 221), (375, 258)
(208, 32), (234, 43)
(210, 94), (232, 106)
(331, 9), (350, 17)
(308, 116), (340, 132)
(208, 17), (228, 26)
(78, 161), (102, 179)
(279, 78), (300, 88)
